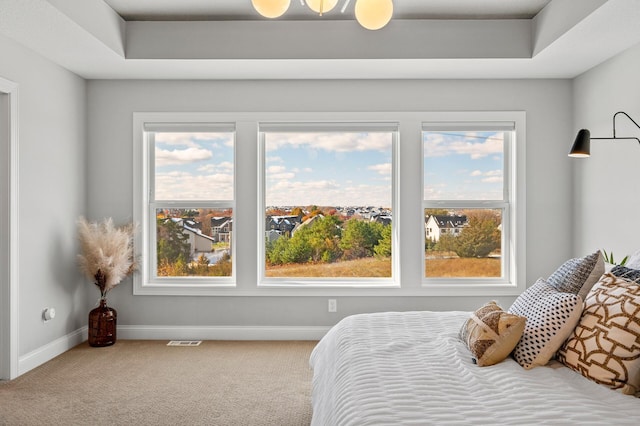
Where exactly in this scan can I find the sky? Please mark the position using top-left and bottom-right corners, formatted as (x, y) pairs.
(151, 129), (505, 207)
(423, 131), (505, 201)
(265, 132), (393, 207)
(154, 132), (234, 201)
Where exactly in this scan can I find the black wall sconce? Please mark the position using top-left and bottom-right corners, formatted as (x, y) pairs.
(569, 111), (640, 158)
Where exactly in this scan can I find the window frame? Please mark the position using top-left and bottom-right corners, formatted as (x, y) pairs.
(133, 111), (525, 297)
(133, 113), (237, 295)
(256, 121), (401, 288)
(420, 114), (525, 295)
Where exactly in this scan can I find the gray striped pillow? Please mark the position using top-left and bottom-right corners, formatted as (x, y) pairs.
(547, 251), (603, 299)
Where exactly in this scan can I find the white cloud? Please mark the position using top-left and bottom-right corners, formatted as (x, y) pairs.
(469, 169), (503, 183)
(267, 165), (287, 174)
(265, 132), (391, 153)
(155, 132), (232, 148)
(368, 163), (392, 175)
(196, 161), (233, 173)
(269, 172), (296, 180)
(156, 147), (212, 166)
(266, 156), (283, 163)
(424, 132), (503, 159)
(155, 172), (234, 200)
(266, 180), (391, 207)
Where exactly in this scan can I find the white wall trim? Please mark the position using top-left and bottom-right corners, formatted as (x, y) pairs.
(18, 327), (87, 377)
(0, 76), (19, 380)
(117, 325), (330, 341)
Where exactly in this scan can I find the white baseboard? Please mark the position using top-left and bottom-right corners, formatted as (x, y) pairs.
(117, 325), (331, 341)
(18, 326), (87, 376)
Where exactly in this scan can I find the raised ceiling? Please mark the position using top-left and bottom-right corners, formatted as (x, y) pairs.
(1, 0), (640, 80)
(102, 0), (553, 21)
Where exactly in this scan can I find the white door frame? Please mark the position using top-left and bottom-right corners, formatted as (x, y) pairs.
(0, 76), (19, 380)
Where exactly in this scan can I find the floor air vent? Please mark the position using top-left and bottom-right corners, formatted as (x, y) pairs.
(167, 340), (202, 347)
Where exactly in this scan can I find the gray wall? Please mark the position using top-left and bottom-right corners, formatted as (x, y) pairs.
(0, 34), (87, 356)
(87, 79), (574, 328)
(572, 42), (640, 258)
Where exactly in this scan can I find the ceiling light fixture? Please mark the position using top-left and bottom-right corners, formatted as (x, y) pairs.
(569, 111), (640, 158)
(251, 0), (291, 19)
(251, 0), (394, 30)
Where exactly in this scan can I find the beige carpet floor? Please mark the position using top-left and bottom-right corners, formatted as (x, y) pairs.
(0, 340), (317, 426)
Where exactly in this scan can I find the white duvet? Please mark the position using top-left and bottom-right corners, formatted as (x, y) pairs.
(310, 311), (640, 425)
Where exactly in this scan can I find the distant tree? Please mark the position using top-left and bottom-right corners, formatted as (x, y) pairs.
(157, 218), (191, 266)
(211, 252), (232, 276)
(434, 233), (456, 253)
(452, 213), (501, 258)
(340, 219), (384, 260)
(266, 235), (289, 265)
(306, 215), (343, 262)
(424, 209), (450, 217)
(374, 224), (392, 257)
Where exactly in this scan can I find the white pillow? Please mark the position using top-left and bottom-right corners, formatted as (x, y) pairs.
(625, 249), (640, 270)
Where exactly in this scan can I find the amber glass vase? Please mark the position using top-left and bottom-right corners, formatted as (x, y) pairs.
(88, 299), (117, 347)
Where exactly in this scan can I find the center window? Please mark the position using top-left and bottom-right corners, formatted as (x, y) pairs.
(259, 123), (398, 286)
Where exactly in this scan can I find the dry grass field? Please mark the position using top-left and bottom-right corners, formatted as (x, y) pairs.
(425, 257), (501, 277)
(265, 257), (392, 278)
(265, 256), (500, 278)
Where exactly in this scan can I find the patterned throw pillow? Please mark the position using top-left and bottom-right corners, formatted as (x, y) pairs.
(625, 249), (640, 270)
(460, 301), (526, 367)
(508, 278), (583, 369)
(557, 273), (640, 395)
(547, 251), (604, 300)
(611, 265), (640, 283)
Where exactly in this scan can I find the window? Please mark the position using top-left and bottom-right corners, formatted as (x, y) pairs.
(258, 123), (399, 286)
(134, 116), (235, 294)
(423, 123), (515, 284)
(133, 111), (524, 296)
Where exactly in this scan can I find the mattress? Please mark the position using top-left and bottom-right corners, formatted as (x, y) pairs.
(310, 311), (640, 425)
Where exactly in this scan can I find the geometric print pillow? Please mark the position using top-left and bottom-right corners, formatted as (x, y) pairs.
(547, 251), (604, 301)
(459, 301), (526, 367)
(508, 278), (583, 370)
(557, 273), (640, 395)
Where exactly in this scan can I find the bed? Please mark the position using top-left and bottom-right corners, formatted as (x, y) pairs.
(310, 251), (640, 426)
(310, 310), (640, 425)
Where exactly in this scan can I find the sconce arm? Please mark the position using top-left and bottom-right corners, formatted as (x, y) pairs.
(612, 111), (640, 143)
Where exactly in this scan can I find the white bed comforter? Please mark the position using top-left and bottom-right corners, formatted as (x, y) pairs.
(310, 311), (640, 425)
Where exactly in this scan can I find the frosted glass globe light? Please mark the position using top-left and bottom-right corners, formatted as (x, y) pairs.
(252, 0), (291, 18)
(355, 0), (393, 30)
(306, 0), (339, 15)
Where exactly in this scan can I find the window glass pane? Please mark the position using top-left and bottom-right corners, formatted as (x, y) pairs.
(423, 131), (504, 201)
(424, 208), (502, 278)
(154, 132), (234, 201)
(156, 208), (233, 277)
(264, 131), (393, 279)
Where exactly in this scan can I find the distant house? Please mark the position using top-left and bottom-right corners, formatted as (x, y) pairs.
(371, 214), (392, 226)
(169, 218), (215, 254)
(291, 214), (322, 235)
(210, 217), (233, 243)
(265, 215), (301, 237)
(425, 215), (468, 242)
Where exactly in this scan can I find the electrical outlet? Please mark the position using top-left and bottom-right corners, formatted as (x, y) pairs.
(328, 299), (337, 313)
(42, 307), (56, 322)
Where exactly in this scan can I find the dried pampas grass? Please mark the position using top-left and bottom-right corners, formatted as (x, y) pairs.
(77, 217), (138, 297)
